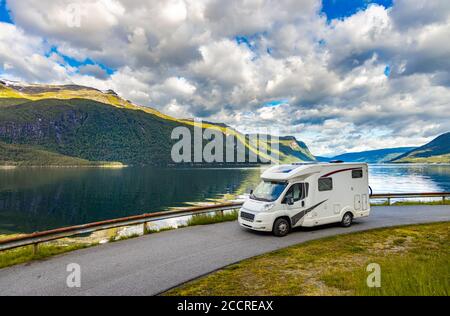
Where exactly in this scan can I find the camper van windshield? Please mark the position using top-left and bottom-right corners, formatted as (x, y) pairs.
(251, 181), (287, 202)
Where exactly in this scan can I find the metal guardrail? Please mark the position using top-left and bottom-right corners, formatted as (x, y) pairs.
(371, 192), (450, 205)
(0, 202), (243, 253)
(0, 192), (449, 253)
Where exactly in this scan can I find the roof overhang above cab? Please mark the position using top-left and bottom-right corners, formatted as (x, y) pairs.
(261, 164), (320, 182)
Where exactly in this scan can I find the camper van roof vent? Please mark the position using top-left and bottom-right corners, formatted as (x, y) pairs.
(329, 160), (344, 163)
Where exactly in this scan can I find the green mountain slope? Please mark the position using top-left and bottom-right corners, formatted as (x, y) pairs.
(275, 136), (316, 163)
(0, 98), (29, 107)
(392, 133), (450, 163)
(0, 98), (188, 166)
(0, 141), (123, 167)
(0, 80), (316, 166)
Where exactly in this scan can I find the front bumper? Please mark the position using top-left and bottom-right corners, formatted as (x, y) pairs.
(238, 209), (274, 232)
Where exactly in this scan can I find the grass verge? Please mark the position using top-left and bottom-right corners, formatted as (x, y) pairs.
(0, 241), (94, 270)
(164, 222), (450, 296)
(187, 211), (239, 226)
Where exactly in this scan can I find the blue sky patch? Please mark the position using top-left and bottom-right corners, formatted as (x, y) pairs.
(235, 32), (268, 54)
(0, 0), (12, 24)
(321, 0), (393, 21)
(264, 99), (289, 107)
(47, 47), (115, 76)
(236, 36), (253, 50)
(384, 65), (391, 77)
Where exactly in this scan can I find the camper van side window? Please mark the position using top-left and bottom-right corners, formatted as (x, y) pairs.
(283, 183), (304, 203)
(352, 169), (363, 178)
(318, 178), (333, 192)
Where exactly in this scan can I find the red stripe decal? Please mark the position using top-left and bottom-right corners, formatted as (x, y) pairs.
(321, 168), (361, 178)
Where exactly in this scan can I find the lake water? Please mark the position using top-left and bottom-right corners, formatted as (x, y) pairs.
(0, 164), (449, 234)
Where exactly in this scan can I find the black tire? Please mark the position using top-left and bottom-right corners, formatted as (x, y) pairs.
(341, 212), (353, 228)
(273, 218), (291, 237)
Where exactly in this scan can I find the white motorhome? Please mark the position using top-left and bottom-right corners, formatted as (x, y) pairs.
(239, 162), (371, 237)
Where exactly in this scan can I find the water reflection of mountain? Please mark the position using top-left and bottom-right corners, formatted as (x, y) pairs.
(0, 167), (261, 234)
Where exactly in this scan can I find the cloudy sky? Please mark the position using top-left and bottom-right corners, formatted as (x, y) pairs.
(0, 0), (449, 156)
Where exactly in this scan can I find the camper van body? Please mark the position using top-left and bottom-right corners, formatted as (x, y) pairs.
(238, 163), (370, 236)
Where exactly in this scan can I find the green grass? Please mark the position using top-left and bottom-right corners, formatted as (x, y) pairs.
(143, 211), (239, 235)
(0, 242), (94, 269)
(187, 211), (239, 226)
(165, 222), (450, 296)
(146, 226), (183, 234)
(321, 247), (449, 296)
(109, 233), (141, 243)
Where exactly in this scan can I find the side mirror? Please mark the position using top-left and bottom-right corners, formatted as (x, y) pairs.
(286, 197), (294, 206)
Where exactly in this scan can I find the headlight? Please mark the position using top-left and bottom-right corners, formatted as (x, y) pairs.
(263, 203), (275, 212)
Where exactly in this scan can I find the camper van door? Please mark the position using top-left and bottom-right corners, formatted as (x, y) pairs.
(284, 183), (307, 227)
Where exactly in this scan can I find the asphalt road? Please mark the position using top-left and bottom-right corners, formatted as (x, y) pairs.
(0, 205), (449, 296)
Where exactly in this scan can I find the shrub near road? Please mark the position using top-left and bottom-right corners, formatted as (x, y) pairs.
(166, 222), (450, 296)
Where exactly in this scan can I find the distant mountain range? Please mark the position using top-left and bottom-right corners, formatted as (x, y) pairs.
(392, 132), (450, 163)
(319, 133), (450, 164)
(0, 79), (316, 166)
(320, 147), (417, 163)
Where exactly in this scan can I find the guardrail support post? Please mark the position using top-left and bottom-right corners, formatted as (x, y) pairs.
(143, 222), (148, 235)
(32, 243), (39, 256)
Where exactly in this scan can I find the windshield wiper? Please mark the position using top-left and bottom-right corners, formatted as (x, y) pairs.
(250, 195), (271, 202)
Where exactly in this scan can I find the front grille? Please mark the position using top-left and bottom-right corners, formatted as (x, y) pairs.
(241, 211), (255, 222)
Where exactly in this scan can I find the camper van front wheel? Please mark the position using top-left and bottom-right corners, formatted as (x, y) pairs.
(273, 218), (291, 237)
(341, 212), (353, 228)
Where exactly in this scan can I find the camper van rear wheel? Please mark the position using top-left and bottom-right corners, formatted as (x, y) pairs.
(341, 212), (353, 228)
(273, 218), (291, 237)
